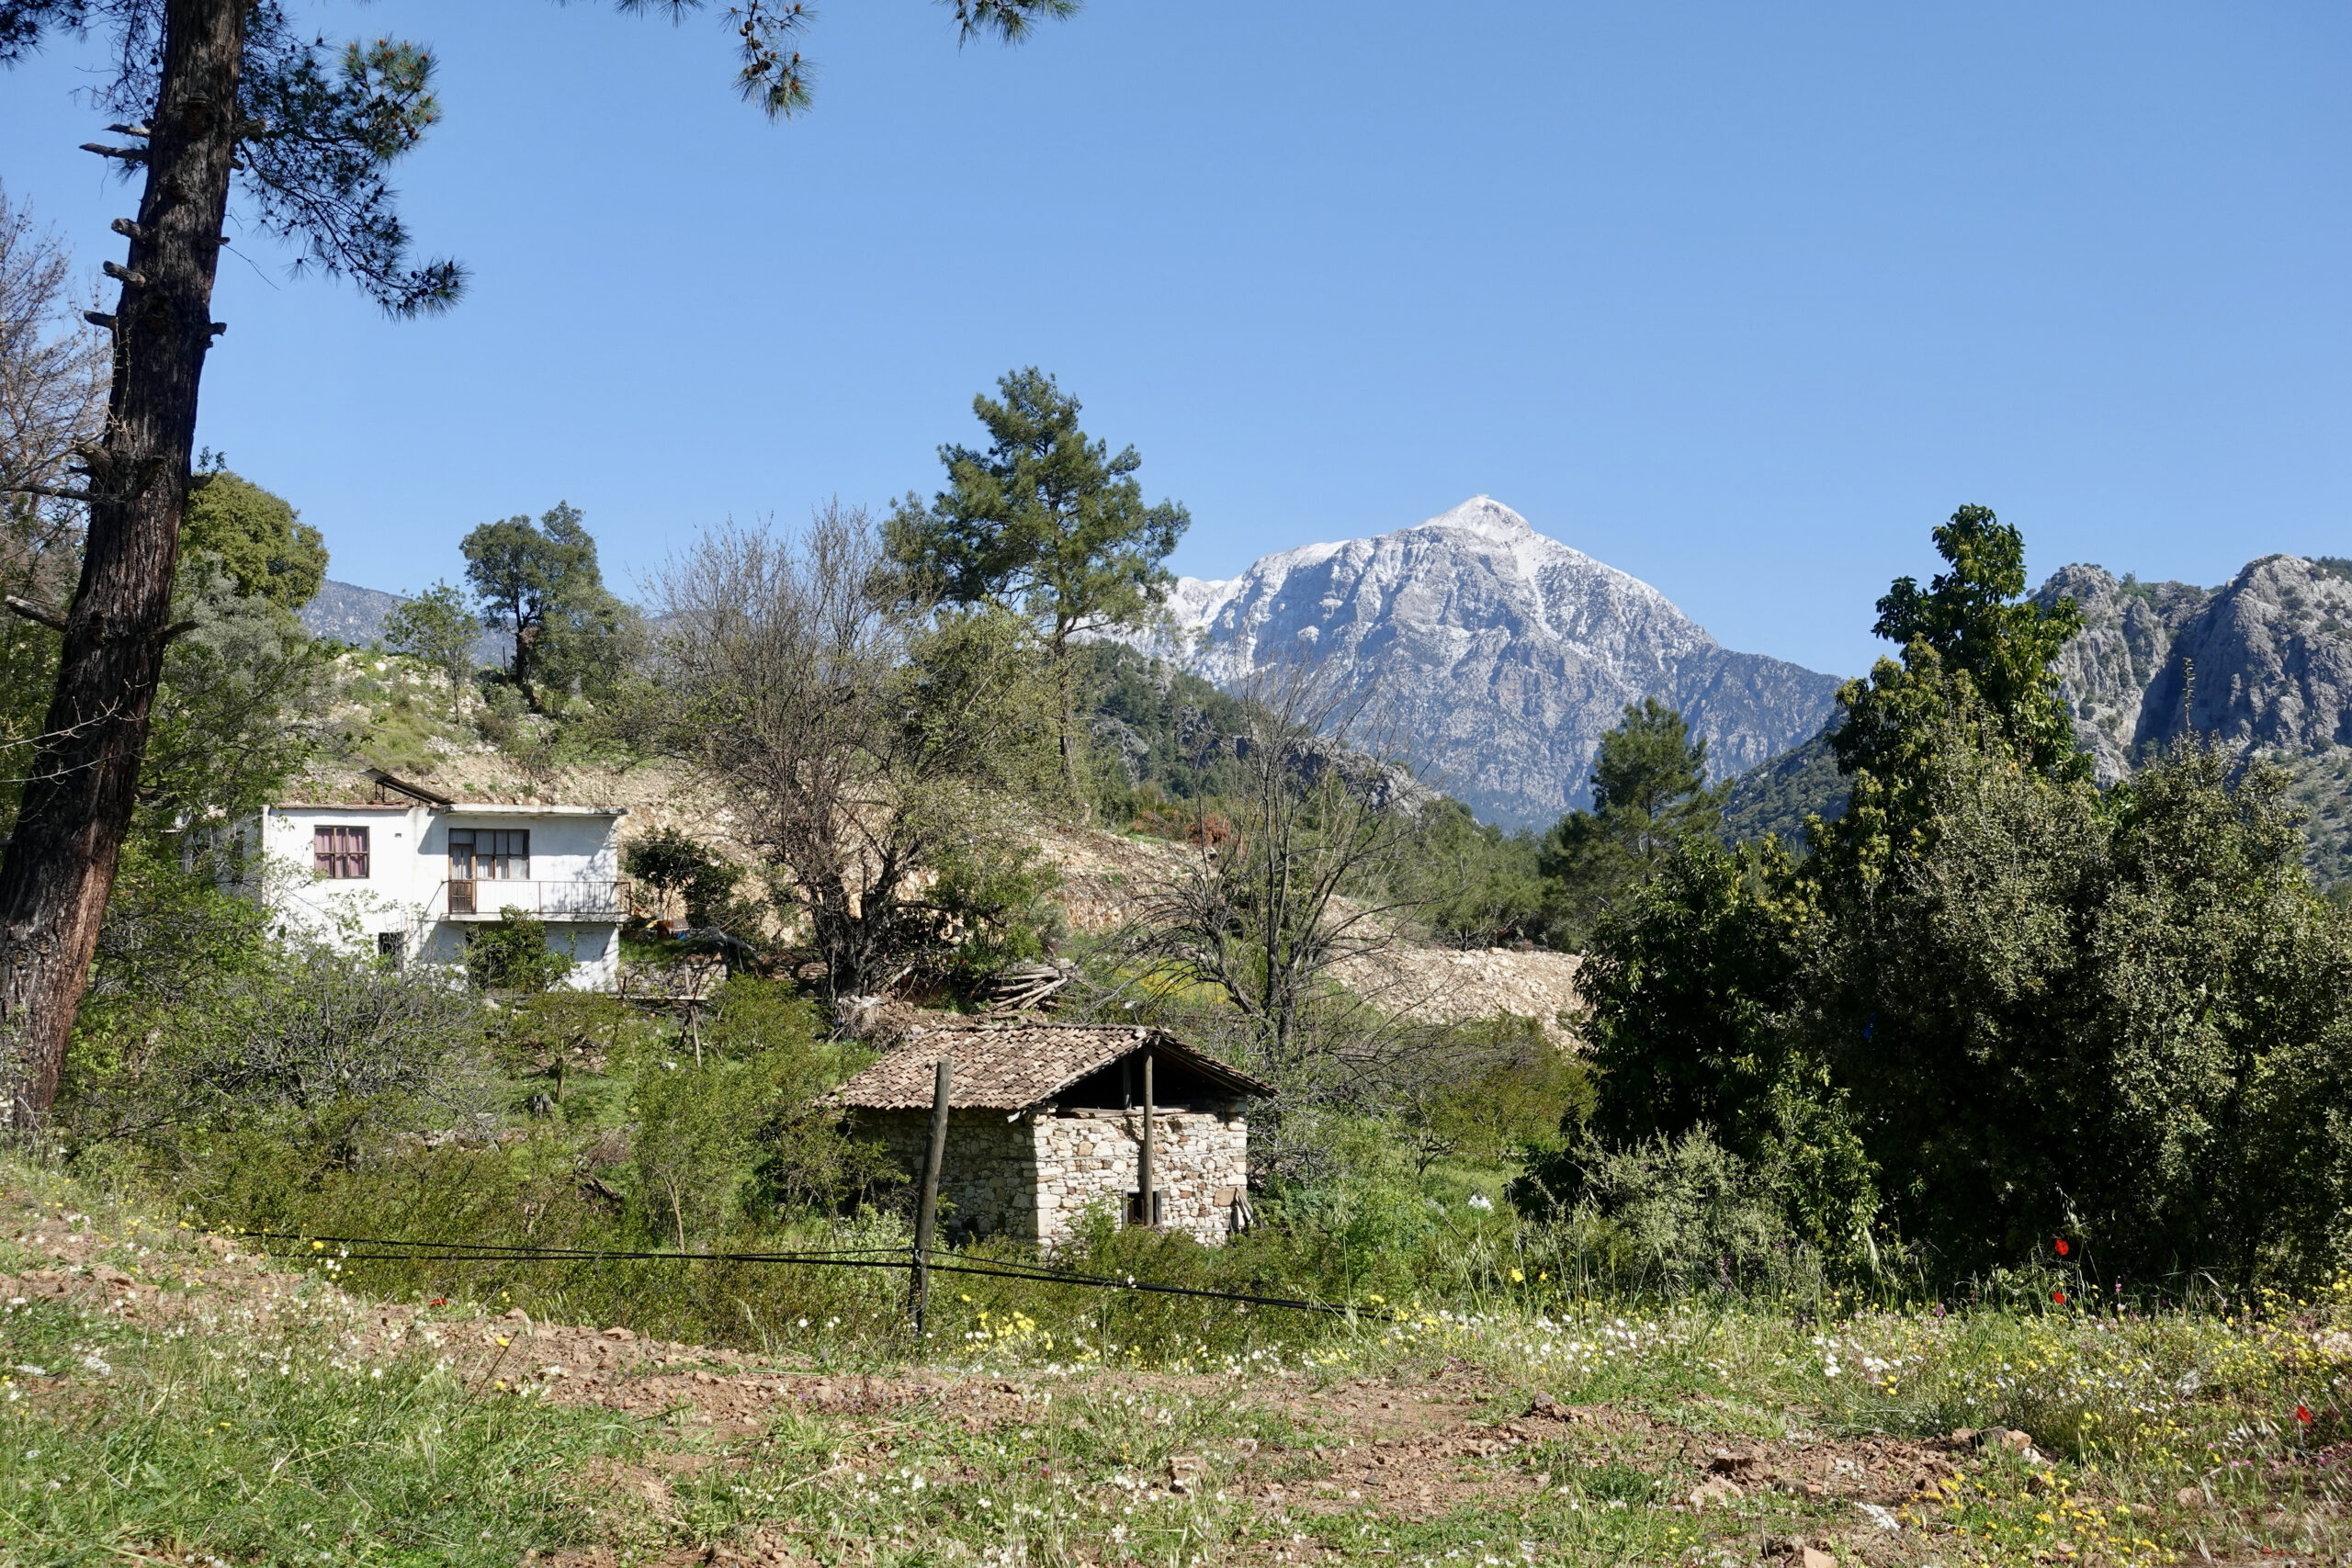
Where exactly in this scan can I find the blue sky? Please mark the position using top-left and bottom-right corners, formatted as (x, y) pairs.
(3, 1), (2345, 678)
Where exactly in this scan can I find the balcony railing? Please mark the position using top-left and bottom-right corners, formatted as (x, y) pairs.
(437, 879), (623, 920)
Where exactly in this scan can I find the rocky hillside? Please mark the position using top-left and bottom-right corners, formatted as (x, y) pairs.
(1132, 497), (1844, 829)
(300, 579), (511, 666)
(299, 578), (405, 644)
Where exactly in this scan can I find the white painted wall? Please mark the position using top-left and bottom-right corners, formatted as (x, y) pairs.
(246, 800), (627, 989)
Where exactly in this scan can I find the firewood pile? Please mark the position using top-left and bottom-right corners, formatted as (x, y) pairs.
(978, 961), (1072, 1013)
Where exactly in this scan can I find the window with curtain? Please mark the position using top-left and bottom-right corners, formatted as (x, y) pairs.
(313, 826), (370, 878)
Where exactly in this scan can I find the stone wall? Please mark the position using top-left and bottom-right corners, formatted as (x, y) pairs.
(851, 1107), (1249, 1249)
(1033, 1109), (1248, 1248)
(854, 1109), (1035, 1243)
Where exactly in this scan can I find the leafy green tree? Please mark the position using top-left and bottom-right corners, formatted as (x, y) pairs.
(1396, 802), (1548, 949)
(887, 367), (1191, 788)
(460, 502), (639, 710)
(1573, 833), (1880, 1266)
(140, 553), (326, 832)
(378, 581), (480, 703)
(1539, 699), (1724, 945)
(1582, 506), (2352, 1290)
(622, 828), (750, 931)
(1817, 705), (2352, 1285)
(1833, 503), (2086, 786)
(179, 467), (328, 613)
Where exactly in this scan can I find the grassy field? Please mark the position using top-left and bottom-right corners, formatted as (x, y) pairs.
(3, 1161), (2346, 1568)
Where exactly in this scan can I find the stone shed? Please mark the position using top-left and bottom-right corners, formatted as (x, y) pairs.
(833, 1021), (1271, 1249)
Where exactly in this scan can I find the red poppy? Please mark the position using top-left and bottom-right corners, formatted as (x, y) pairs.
(2052, 1290), (2067, 1304)
(2299, 1404), (2315, 1426)
(2054, 1238), (2070, 1257)
(429, 1297), (448, 1307)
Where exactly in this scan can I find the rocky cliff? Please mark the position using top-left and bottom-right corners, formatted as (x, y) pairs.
(2038, 555), (2352, 782)
(1136, 497), (1845, 829)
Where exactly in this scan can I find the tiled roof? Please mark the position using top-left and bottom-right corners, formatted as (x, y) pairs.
(832, 1020), (1272, 1111)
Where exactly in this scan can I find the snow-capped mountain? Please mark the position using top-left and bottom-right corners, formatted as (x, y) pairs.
(1137, 496), (1844, 829)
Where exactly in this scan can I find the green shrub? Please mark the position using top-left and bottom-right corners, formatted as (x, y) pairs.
(1516, 1128), (1811, 1295)
(464, 908), (573, 992)
(66, 933), (490, 1153)
(621, 826), (754, 931)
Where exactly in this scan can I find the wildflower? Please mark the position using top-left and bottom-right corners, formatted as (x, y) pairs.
(2055, 1237), (2070, 1256)
(2297, 1404), (2314, 1425)
(1510, 1269), (1524, 1283)
(2052, 1290), (2067, 1304)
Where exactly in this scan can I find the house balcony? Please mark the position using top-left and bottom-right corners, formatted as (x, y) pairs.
(435, 879), (624, 920)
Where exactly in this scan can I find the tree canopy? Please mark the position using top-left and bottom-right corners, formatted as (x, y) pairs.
(887, 368), (1191, 793)
(886, 367), (1191, 658)
(1539, 698), (1724, 945)
(1833, 503), (2086, 785)
(180, 468), (327, 613)
(378, 580), (479, 702)
(460, 502), (636, 709)
(1574, 507), (2352, 1292)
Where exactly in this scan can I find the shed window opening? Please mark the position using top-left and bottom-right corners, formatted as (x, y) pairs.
(313, 826), (370, 879)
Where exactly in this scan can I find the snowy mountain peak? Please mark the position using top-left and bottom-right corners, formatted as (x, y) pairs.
(1121, 497), (1841, 828)
(1412, 494), (1536, 541)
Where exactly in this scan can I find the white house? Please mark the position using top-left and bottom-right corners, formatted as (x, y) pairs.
(241, 771), (628, 988)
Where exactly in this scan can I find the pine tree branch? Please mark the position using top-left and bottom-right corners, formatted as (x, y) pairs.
(0, 482), (92, 504)
(4, 595), (70, 632)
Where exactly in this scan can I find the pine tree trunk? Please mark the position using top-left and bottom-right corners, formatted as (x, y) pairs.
(0, 0), (243, 1129)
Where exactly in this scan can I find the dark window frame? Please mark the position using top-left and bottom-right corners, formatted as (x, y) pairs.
(447, 828), (530, 882)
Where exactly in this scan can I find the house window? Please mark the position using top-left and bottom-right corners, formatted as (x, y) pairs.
(313, 826), (369, 878)
(448, 829), (529, 881)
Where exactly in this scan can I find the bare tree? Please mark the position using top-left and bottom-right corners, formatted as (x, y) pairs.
(646, 504), (1057, 1001)
(1127, 658), (1434, 1076)
(0, 182), (106, 536)
(0, 185), (107, 817)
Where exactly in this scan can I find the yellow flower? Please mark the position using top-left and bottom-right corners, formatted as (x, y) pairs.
(1510, 1269), (1524, 1282)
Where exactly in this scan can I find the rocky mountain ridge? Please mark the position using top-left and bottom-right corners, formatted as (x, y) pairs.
(2040, 554), (2352, 782)
(1133, 496), (1845, 829)
(300, 579), (511, 667)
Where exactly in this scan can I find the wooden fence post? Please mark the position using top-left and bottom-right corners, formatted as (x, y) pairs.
(910, 1058), (952, 1345)
(1140, 1050), (1158, 1227)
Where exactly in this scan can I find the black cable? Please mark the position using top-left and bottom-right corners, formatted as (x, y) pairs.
(241, 1231), (903, 1262)
(248, 1231), (1401, 1322)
